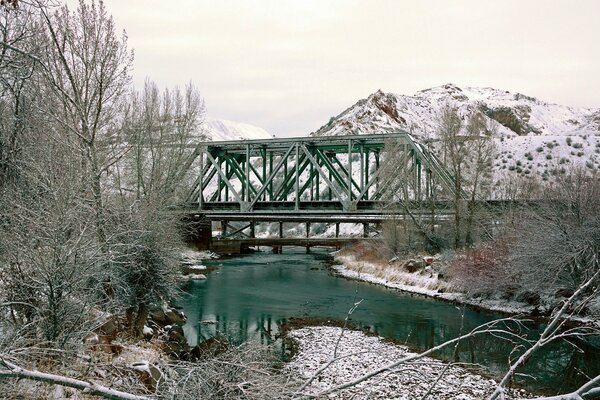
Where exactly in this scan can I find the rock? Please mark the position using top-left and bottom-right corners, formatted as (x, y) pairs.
(166, 324), (185, 342)
(165, 309), (186, 325)
(516, 290), (541, 306)
(188, 273), (207, 280)
(149, 310), (167, 326)
(131, 361), (161, 391)
(90, 335), (123, 355)
(190, 336), (230, 359)
(142, 325), (154, 339)
(98, 316), (119, 338)
(182, 264), (207, 275)
(555, 287), (574, 299)
(423, 256), (434, 265)
(162, 339), (189, 357)
(82, 332), (99, 346)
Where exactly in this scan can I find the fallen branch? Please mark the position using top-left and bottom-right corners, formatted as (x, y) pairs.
(0, 357), (151, 400)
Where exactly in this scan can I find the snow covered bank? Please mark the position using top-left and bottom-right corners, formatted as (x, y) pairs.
(286, 326), (532, 399)
(332, 254), (535, 315)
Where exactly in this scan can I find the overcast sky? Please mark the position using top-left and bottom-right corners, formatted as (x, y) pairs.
(73, 0), (600, 137)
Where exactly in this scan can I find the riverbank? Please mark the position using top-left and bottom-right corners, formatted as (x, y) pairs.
(285, 326), (532, 399)
(331, 252), (537, 316)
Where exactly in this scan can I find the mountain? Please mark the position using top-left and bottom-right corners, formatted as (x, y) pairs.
(312, 84), (600, 181)
(202, 118), (274, 141)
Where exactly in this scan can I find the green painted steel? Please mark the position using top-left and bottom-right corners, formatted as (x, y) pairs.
(186, 132), (458, 214)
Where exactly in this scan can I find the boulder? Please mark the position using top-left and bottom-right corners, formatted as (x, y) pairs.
(131, 361), (162, 391)
(165, 309), (186, 325)
(190, 336), (230, 359)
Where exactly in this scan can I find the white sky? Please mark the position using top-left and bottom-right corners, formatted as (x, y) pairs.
(69, 0), (600, 137)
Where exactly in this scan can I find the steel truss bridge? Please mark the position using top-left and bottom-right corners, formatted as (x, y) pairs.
(183, 132), (462, 248)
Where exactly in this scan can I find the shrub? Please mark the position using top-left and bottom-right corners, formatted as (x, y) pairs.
(445, 239), (517, 298)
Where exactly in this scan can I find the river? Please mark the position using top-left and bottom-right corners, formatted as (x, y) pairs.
(177, 248), (599, 395)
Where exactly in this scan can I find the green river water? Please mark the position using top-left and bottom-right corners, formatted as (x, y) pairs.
(177, 248), (599, 395)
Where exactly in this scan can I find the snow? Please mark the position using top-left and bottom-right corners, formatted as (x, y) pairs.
(286, 326), (532, 399)
(332, 254), (535, 315)
(311, 84), (600, 186)
(181, 249), (219, 261)
(188, 273), (207, 280)
(142, 326), (153, 336)
(203, 118), (274, 141)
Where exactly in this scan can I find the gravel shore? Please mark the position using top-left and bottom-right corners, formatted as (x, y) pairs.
(286, 326), (532, 399)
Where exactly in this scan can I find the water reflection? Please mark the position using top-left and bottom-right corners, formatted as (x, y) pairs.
(177, 248), (599, 394)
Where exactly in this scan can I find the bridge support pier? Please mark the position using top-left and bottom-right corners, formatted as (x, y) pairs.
(335, 223), (340, 238)
(221, 220), (228, 237)
(250, 221), (255, 238)
(363, 223), (370, 238)
(279, 222), (283, 238)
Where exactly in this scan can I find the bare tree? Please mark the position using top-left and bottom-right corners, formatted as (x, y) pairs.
(509, 168), (600, 298)
(438, 105), (468, 248)
(463, 111), (496, 246)
(35, 0), (133, 247)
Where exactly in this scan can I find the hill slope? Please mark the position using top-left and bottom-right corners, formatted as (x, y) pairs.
(312, 84), (600, 181)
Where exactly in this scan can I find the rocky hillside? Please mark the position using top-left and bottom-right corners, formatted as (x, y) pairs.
(312, 84), (600, 182)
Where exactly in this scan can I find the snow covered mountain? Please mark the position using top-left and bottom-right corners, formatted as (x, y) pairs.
(312, 84), (600, 181)
(202, 118), (274, 141)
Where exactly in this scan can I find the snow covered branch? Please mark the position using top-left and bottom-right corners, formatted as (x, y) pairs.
(0, 357), (151, 400)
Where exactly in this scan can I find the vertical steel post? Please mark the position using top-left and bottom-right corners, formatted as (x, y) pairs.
(245, 144), (250, 203)
(347, 139), (352, 201)
(269, 151), (273, 201)
(198, 150), (204, 210)
(284, 158), (288, 201)
(365, 148), (369, 200)
(328, 158), (333, 200)
(217, 155), (222, 202)
(375, 150), (380, 195)
(295, 143), (300, 210)
(359, 144), (364, 199)
(224, 160), (229, 201)
(309, 163), (314, 200)
(315, 155), (320, 201)
(262, 147), (267, 201)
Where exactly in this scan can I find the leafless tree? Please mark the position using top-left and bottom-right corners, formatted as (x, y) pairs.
(35, 0), (133, 247)
(438, 105), (468, 248)
(509, 168), (600, 299)
(463, 111), (496, 246)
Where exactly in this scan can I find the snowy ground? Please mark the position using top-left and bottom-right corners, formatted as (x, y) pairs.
(286, 326), (532, 399)
(332, 254), (535, 316)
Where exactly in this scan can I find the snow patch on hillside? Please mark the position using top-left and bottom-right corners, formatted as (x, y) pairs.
(311, 83), (600, 184)
(203, 118), (274, 141)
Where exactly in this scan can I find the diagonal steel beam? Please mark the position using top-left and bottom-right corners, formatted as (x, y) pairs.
(248, 144), (295, 209)
(301, 144), (347, 205)
(205, 151), (243, 205)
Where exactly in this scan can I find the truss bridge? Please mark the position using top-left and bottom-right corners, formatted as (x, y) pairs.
(183, 132), (462, 251)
